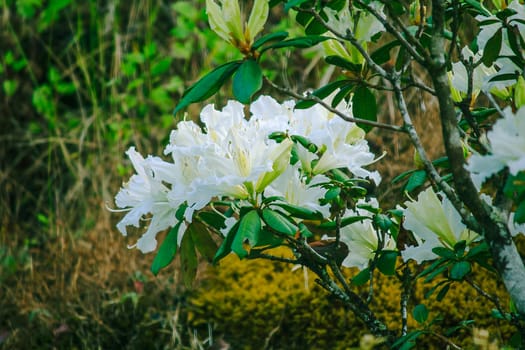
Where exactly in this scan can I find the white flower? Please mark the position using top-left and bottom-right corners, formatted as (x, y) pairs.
(115, 147), (179, 253)
(467, 107), (525, 188)
(323, 198), (395, 270)
(264, 164), (331, 218)
(400, 187), (478, 263)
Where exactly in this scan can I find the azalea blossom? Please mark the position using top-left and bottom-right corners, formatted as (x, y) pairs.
(467, 107), (525, 188)
(400, 187), (478, 263)
(114, 147), (180, 253)
(322, 198), (395, 270)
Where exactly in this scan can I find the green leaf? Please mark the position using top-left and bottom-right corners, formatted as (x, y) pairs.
(436, 283), (451, 301)
(450, 261), (471, 280)
(424, 280), (450, 299)
(488, 72), (519, 83)
(262, 208), (298, 235)
(233, 59), (262, 104)
(405, 170), (427, 192)
(295, 80), (349, 109)
(298, 222), (314, 238)
(151, 222), (182, 276)
(465, 241), (489, 259)
(187, 221), (218, 263)
(432, 246), (456, 260)
(252, 31), (289, 50)
(232, 210), (261, 258)
(454, 240), (467, 257)
(373, 214), (392, 231)
(254, 229), (284, 248)
(317, 215), (369, 230)
(325, 55), (362, 72)
(213, 220), (240, 264)
(284, 0), (310, 11)
(352, 86), (377, 132)
(413, 304), (429, 324)
(174, 61), (242, 114)
(180, 229), (198, 287)
(392, 169), (417, 184)
(377, 250), (398, 275)
(197, 211), (226, 230)
(273, 203), (324, 220)
(482, 28), (502, 67)
(324, 187), (341, 201)
(331, 83), (354, 107)
(351, 267), (370, 286)
(515, 200), (525, 224)
(261, 35), (331, 53)
(371, 40), (400, 65)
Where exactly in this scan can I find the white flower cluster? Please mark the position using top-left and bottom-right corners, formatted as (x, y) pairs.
(114, 96), (380, 254)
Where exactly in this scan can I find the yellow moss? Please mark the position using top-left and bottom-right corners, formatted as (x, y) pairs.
(189, 251), (516, 349)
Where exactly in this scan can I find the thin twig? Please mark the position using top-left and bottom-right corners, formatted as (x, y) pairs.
(264, 77), (407, 133)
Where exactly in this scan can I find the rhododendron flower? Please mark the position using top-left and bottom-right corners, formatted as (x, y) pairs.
(467, 107), (525, 188)
(400, 187), (478, 263)
(114, 147), (179, 253)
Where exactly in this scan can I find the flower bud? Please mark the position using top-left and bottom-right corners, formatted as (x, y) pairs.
(514, 76), (525, 109)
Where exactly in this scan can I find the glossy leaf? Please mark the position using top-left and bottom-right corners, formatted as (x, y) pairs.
(252, 31), (289, 50)
(405, 170), (427, 192)
(352, 86), (377, 132)
(450, 261), (471, 280)
(232, 210), (261, 258)
(482, 28), (502, 67)
(371, 40), (400, 65)
(413, 304), (429, 324)
(295, 80), (349, 109)
(213, 220), (240, 264)
(261, 35), (331, 53)
(233, 59), (263, 104)
(351, 267), (370, 286)
(273, 203), (324, 220)
(151, 222), (182, 275)
(325, 55), (362, 73)
(318, 215), (369, 229)
(377, 250), (398, 275)
(262, 208), (298, 235)
(187, 221), (218, 263)
(180, 228), (198, 287)
(174, 61), (242, 114)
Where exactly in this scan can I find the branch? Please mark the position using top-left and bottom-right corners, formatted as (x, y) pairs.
(429, 0), (525, 317)
(264, 77), (407, 133)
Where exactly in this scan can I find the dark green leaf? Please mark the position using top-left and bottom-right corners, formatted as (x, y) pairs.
(305, 17), (327, 35)
(424, 264), (450, 283)
(325, 55), (362, 72)
(465, 241), (489, 259)
(392, 331), (424, 348)
(180, 229), (198, 287)
(374, 214), (392, 231)
(488, 72), (518, 82)
(252, 31), (289, 50)
(413, 304), (429, 324)
(261, 35), (331, 53)
(198, 211), (226, 230)
(450, 261), (471, 280)
(151, 58), (172, 76)
(262, 208), (298, 235)
(377, 250), (398, 275)
(463, 0), (491, 16)
(284, 0), (309, 11)
(232, 210), (262, 258)
(188, 221), (218, 263)
(213, 220), (240, 264)
(482, 28), (502, 67)
(273, 203), (324, 220)
(324, 187), (341, 200)
(424, 280), (449, 299)
(418, 257), (446, 278)
(432, 246), (456, 260)
(351, 267), (370, 286)
(436, 283), (451, 301)
(371, 40), (400, 65)
(151, 222), (182, 275)
(295, 80), (349, 109)
(254, 229), (284, 247)
(454, 240), (467, 257)
(233, 59), (262, 104)
(331, 83), (354, 107)
(352, 86), (377, 132)
(298, 222), (314, 238)
(392, 169), (418, 184)
(515, 200), (525, 224)
(174, 61), (242, 114)
(318, 215), (369, 229)
(405, 170), (427, 192)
